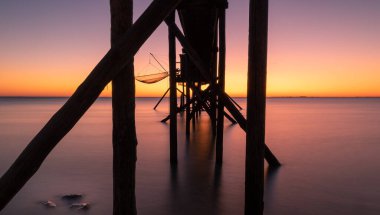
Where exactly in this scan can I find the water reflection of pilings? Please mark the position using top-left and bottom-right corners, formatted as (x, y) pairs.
(166, 116), (223, 215)
(264, 165), (281, 207)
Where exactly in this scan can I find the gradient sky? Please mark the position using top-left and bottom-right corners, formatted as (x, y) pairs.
(0, 0), (379, 97)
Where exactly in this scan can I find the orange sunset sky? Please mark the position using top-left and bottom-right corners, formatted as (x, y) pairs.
(0, 0), (379, 97)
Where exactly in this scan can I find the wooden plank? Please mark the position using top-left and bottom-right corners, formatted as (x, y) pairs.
(0, 0), (183, 210)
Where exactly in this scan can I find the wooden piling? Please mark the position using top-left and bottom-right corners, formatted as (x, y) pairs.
(210, 20), (218, 135)
(245, 0), (269, 214)
(216, 8), (226, 165)
(168, 13), (178, 164)
(0, 0), (183, 210)
(185, 82), (191, 136)
(110, 0), (137, 214)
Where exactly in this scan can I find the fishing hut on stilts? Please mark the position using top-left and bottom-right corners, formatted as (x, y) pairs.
(0, 0), (280, 214)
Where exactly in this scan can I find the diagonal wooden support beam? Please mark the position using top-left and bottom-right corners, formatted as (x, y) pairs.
(223, 111), (237, 124)
(219, 89), (281, 167)
(226, 93), (243, 110)
(0, 0), (183, 210)
(153, 88), (170, 110)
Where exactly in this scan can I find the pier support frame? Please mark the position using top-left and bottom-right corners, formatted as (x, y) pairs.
(164, 20), (280, 167)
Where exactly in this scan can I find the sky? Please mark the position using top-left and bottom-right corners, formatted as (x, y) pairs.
(0, 0), (379, 97)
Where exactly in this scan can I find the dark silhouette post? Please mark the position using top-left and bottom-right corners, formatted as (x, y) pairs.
(185, 82), (191, 137)
(210, 29), (218, 135)
(216, 7), (226, 165)
(0, 0), (183, 210)
(168, 13), (178, 164)
(245, 0), (268, 214)
(110, 0), (137, 214)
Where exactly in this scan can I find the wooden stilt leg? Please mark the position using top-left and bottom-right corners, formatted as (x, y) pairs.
(111, 0), (137, 214)
(216, 8), (226, 165)
(245, 0), (269, 213)
(168, 13), (177, 165)
(186, 82), (191, 137)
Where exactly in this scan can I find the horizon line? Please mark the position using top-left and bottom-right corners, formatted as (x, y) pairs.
(1, 96), (380, 99)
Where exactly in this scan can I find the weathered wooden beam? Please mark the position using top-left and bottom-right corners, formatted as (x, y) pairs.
(216, 8), (226, 165)
(110, 0), (137, 214)
(168, 13), (178, 165)
(0, 0), (183, 210)
(245, 0), (269, 214)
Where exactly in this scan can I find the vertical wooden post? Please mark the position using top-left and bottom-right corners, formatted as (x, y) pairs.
(168, 13), (178, 164)
(181, 84), (185, 109)
(110, 0), (137, 214)
(185, 82), (191, 137)
(216, 7), (226, 165)
(245, 0), (268, 214)
(210, 22), (218, 135)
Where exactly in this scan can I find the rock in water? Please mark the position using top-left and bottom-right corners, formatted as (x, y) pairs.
(61, 194), (83, 200)
(70, 202), (90, 210)
(40, 200), (57, 208)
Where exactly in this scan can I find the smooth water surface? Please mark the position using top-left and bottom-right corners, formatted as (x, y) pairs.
(0, 97), (379, 214)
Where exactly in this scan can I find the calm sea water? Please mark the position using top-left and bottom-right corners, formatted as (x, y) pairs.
(0, 97), (379, 215)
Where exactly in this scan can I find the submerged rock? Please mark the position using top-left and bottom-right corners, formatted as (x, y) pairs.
(40, 200), (57, 208)
(70, 202), (90, 210)
(61, 194), (83, 200)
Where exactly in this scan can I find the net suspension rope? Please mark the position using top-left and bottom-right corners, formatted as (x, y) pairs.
(135, 53), (169, 84)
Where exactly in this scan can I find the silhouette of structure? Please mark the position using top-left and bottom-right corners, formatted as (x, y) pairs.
(0, 0), (280, 214)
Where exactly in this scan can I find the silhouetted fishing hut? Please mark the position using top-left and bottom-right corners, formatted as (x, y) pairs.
(0, 0), (280, 214)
